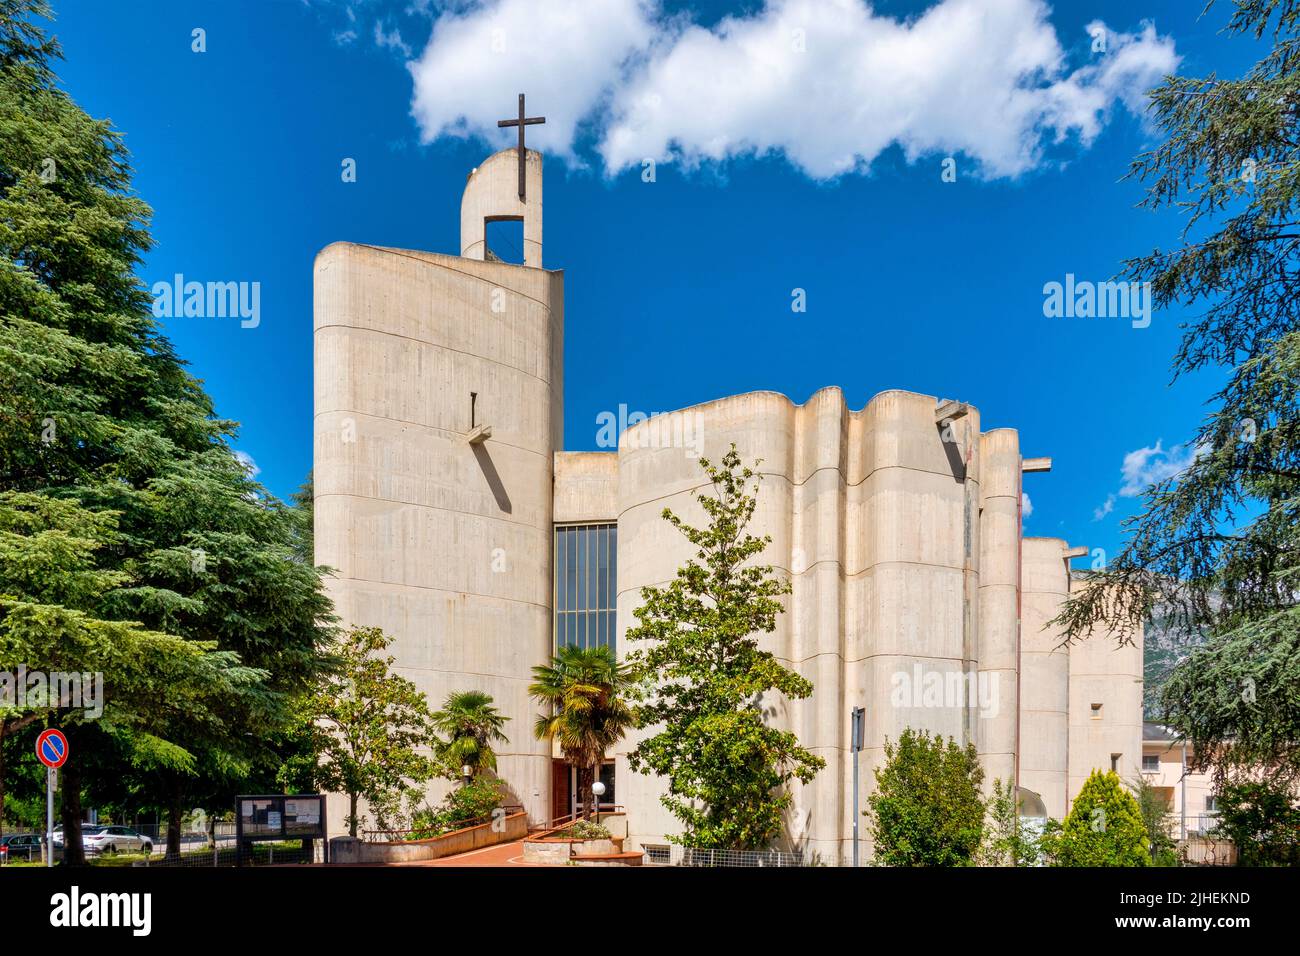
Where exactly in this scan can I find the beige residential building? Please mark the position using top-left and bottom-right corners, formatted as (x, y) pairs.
(313, 144), (1143, 863)
(1141, 722), (1220, 838)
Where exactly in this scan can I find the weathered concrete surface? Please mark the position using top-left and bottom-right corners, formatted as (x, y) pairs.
(554, 451), (617, 523)
(1019, 537), (1072, 819)
(329, 811), (528, 864)
(314, 221), (562, 835)
(615, 387), (989, 864)
(461, 148), (543, 267)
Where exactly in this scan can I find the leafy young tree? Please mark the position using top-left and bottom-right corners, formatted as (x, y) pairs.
(285, 626), (440, 837)
(0, 0), (333, 857)
(1130, 774), (1180, 866)
(1053, 0), (1300, 786)
(430, 690), (509, 776)
(625, 446), (824, 850)
(867, 729), (985, 867)
(1211, 777), (1300, 865)
(976, 777), (1040, 867)
(529, 644), (634, 821)
(1041, 770), (1150, 867)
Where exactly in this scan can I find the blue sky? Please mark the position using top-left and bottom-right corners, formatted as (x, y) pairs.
(43, 0), (1262, 560)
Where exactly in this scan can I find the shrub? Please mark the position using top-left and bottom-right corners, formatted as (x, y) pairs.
(565, 820), (612, 840)
(1212, 778), (1300, 866)
(408, 777), (504, 839)
(1041, 770), (1149, 867)
(867, 729), (985, 866)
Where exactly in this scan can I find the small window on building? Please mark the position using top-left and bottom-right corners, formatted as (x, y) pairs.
(1110, 753), (1121, 772)
(1091, 702), (1103, 719)
(1142, 754), (1160, 772)
(1206, 796), (1218, 813)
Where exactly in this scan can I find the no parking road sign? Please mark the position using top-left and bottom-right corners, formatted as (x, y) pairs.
(36, 729), (69, 769)
(36, 729), (68, 868)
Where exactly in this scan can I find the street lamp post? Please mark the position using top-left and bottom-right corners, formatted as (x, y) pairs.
(851, 706), (865, 867)
(461, 764), (473, 787)
(591, 780), (606, 822)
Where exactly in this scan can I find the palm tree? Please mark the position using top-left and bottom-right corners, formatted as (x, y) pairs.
(430, 690), (509, 778)
(529, 644), (636, 821)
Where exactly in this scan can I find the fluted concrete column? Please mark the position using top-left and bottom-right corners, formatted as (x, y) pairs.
(1019, 538), (1071, 818)
(978, 429), (1020, 791)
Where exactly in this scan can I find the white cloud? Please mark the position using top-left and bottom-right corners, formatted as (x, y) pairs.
(233, 450), (261, 478)
(405, 0), (1178, 179)
(1021, 492), (1033, 518)
(1093, 493), (1115, 521)
(376, 20), (413, 58)
(409, 0), (657, 161)
(1119, 439), (1204, 497)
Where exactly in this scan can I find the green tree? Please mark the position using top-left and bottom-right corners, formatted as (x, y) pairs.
(1131, 774), (1180, 866)
(1053, 0), (1300, 787)
(867, 729), (985, 866)
(430, 690), (509, 776)
(1212, 777), (1300, 865)
(625, 447), (824, 850)
(283, 626), (440, 837)
(0, 0), (333, 858)
(530, 644), (634, 821)
(1041, 770), (1149, 867)
(0, 493), (254, 850)
(976, 777), (1040, 867)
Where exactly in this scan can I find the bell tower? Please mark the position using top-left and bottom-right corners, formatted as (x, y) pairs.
(461, 93), (545, 268)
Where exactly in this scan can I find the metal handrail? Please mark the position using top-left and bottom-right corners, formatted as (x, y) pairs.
(528, 804), (626, 841)
(362, 805), (525, 844)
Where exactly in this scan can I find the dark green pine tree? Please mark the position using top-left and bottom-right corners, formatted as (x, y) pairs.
(1055, 0), (1300, 787)
(0, 0), (333, 859)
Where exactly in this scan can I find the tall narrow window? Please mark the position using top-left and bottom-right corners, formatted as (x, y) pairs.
(553, 524), (617, 652)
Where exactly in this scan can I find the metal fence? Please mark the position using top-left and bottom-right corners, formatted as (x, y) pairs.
(135, 840), (324, 867)
(644, 845), (810, 867)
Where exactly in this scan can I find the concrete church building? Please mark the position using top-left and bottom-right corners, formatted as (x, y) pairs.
(313, 134), (1142, 864)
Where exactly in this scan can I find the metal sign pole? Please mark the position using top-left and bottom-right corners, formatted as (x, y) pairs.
(851, 706), (865, 868)
(46, 766), (54, 868)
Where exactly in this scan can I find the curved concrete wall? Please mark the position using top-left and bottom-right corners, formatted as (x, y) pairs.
(461, 148), (543, 268)
(614, 387), (988, 863)
(313, 238), (562, 832)
(1019, 537), (1071, 818)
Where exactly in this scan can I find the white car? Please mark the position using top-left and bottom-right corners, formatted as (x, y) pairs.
(82, 825), (152, 856)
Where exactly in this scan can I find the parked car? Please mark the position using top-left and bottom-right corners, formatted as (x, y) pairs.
(82, 825), (152, 856)
(1, 833), (49, 862)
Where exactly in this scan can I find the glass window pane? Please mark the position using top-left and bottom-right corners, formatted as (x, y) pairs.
(567, 528), (577, 612)
(576, 528), (587, 612)
(607, 525), (617, 609)
(556, 527), (567, 612)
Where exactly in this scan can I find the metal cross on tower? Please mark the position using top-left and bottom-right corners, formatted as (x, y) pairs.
(497, 93), (545, 202)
